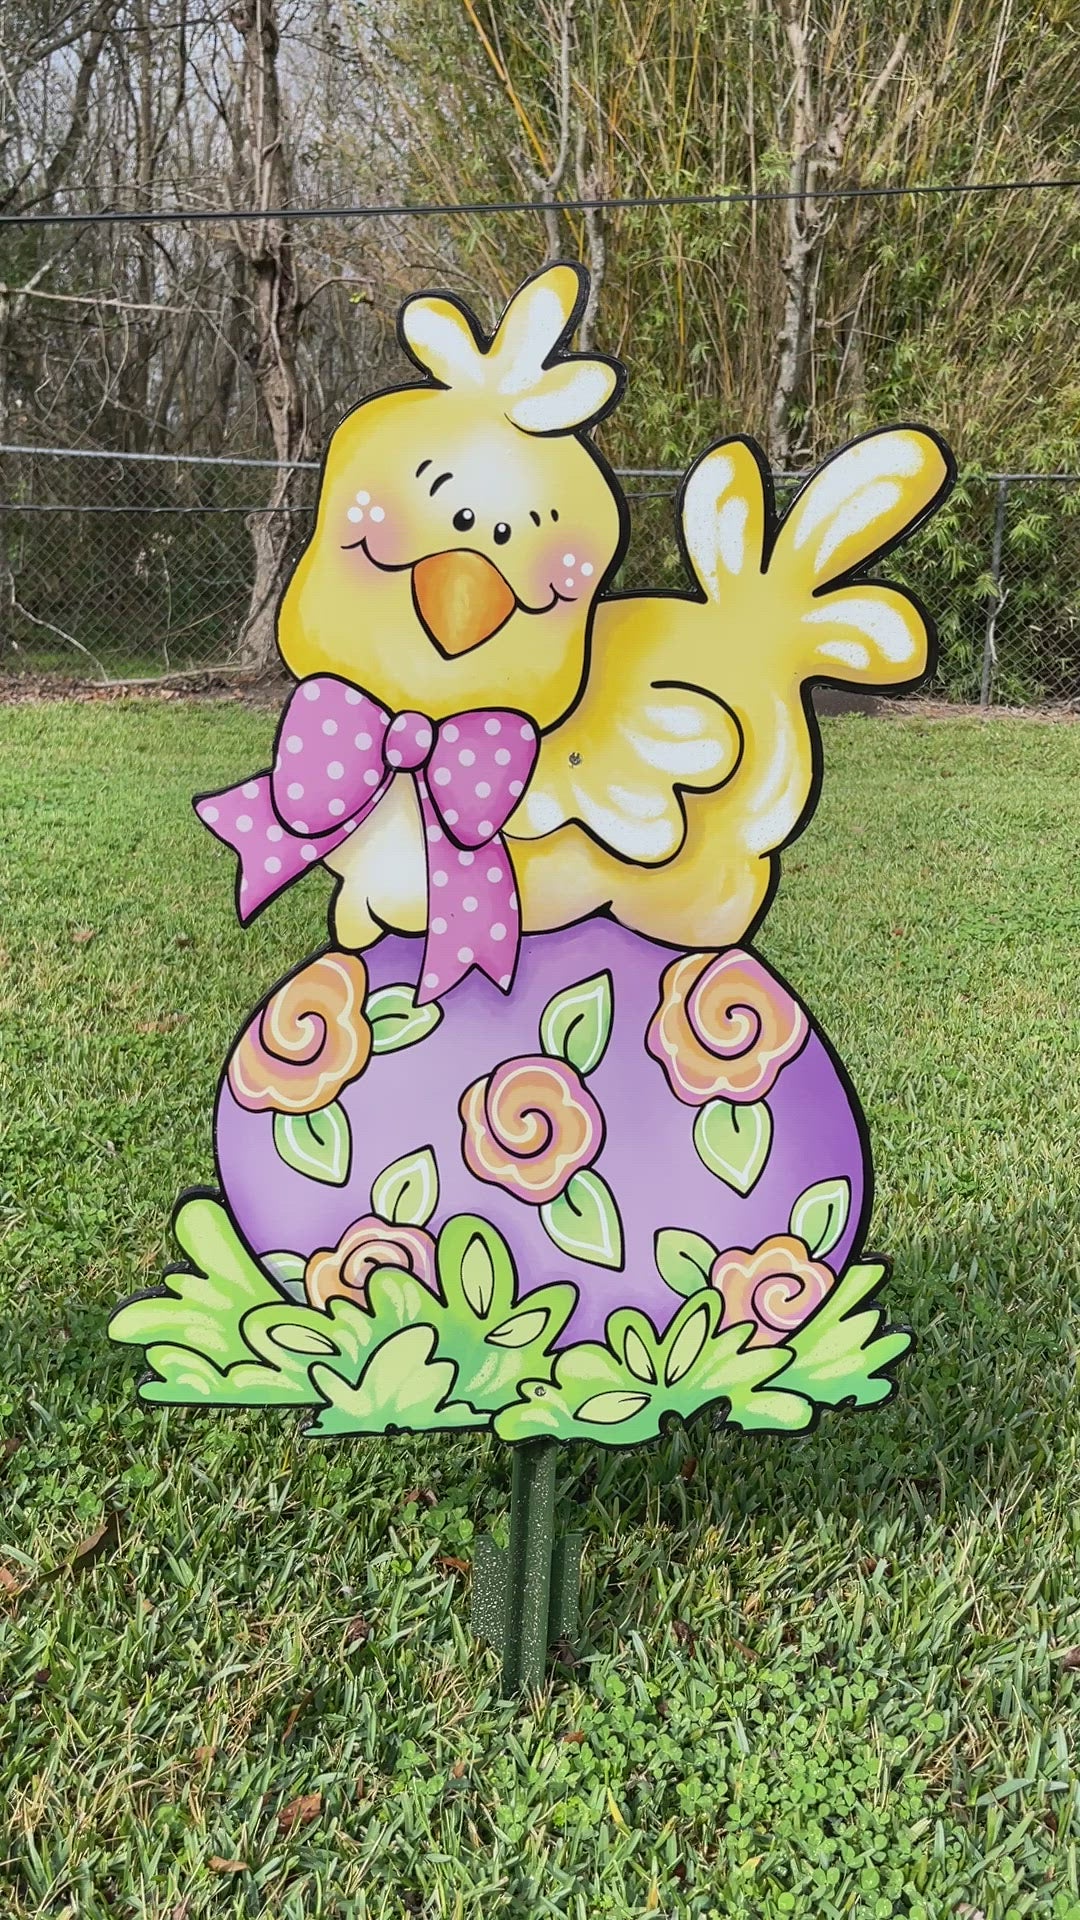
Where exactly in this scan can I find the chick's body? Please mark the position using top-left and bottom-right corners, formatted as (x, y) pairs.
(270, 269), (949, 959)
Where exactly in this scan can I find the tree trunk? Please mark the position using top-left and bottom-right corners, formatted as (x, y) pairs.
(230, 0), (309, 673)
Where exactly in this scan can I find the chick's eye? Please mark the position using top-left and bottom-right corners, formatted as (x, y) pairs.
(494, 522), (511, 545)
(452, 507), (475, 532)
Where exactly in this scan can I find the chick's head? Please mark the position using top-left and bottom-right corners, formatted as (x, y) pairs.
(279, 264), (627, 730)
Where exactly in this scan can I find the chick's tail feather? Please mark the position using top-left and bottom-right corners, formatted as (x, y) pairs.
(680, 427), (953, 695)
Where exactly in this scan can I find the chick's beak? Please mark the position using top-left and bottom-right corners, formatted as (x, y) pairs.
(412, 549), (517, 656)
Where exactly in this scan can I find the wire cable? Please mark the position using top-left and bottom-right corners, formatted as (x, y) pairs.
(3, 173), (1079, 229)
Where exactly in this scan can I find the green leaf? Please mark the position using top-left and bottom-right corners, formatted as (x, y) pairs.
(459, 1233), (497, 1317)
(789, 1177), (851, 1259)
(622, 1324), (658, 1384)
(540, 1169), (623, 1269)
(366, 981), (444, 1053)
(538, 970), (614, 1074)
(574, 1390), (652, 1425)
(309, 1326), (485, 1436)
(266, 1323), (339, 1356)
(485, 1309), (551, 1349)
(370, 1146), (439, 1225)
(273, 1102), (351, 1185)
(654, 1227), (718, 1297)
(664, 1301), (711, 1385)
(262, 1251), (307, 1288)
(693, 1098), (772, 1194)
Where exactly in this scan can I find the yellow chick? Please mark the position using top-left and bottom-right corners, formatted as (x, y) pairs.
(276, 263), (951, 955)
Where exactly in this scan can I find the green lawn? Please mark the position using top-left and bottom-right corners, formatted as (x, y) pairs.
(3, 701), (1080, 1920)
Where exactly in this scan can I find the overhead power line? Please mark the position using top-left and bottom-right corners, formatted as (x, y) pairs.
(2, 173), (1079, 229)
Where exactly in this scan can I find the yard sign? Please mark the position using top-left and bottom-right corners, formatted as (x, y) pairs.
(110, 265), (951, 1491)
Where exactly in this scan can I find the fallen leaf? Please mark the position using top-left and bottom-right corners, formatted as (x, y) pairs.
(1055, 1646), (1080, 1669)
(646, 1883), (660, 1910)
(562, 1730), (585, 1746)
(277, 1791), (321, 1833)
(135, 1014), (189, 1034)
(451, 1760), (466, 1779)
(345, 1616), (371, 1646)
(2, 1437), (21, 1463)
(890, 926), (905, 938)
(208, 1856), (248, 1874)
(71, 1509), (122, 1575)
(34, 1667), (50, 1687)
(731, 1637), (760, 1662)
(192, 1745), (216, 1765)
(0, 1565), (19, 1593)
(171, 1903), (191, 1920)
(401, 1486), (437, 1508)
(672, 1619), (697, 1653)
(553, 1636), (578, 1668)
(282, 1690), (313, 1742)
(680, 1455), (698, 1482)
(605, 1787), (628, 1830)
(438, 1555), (469, 1576)
(174, 933), (196, 949)
(741, 1856), (762, 1872)
(71, 926), (97, 945)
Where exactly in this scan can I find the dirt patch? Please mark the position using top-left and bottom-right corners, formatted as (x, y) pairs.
(0, 669), (288, 709)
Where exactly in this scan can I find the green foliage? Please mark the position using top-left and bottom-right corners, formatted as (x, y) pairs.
(789, 1175), (851, 1259)
(370, 1147), (438, 1226)
(272, 1102), (351, 1184)
(495, 1264), (910, 1447)
(539, 1168), (623, 1269)
(365, 981), (444, 1054)
(654, 1225), (719, 1297)
(693, 1096), (772, 1193)
(109, 1198), (579, 1431)
(539, 970), (613, 1075)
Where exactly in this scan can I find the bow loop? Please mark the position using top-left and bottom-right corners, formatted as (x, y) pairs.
(426, 710), (537, 848)
(196, 676), (537, 999)
(269, 677), (390, 837)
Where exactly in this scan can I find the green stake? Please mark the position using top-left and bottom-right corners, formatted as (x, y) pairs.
(472, 1438), (583, 1694)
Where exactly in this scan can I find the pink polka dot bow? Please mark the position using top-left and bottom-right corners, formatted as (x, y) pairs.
(194, 675), (539, 1003)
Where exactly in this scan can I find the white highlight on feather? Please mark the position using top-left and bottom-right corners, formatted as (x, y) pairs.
(802, 595), (916, 664)
(812, 480), (902, 574)
(743, 693), (807, 855)
(642, 702), (708, 738)
(570, 783), (676, 859)
(523, 790), (564, 835)
(620, 725), (727, 777)
(787, 437), (922, 572)
(817, 639), (871, 671)
(403, 303), (483, 387)
(714, 497), (750, 578)
(606, 782), (668, 820)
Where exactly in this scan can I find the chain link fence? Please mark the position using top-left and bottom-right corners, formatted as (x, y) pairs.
(3, 444), (1080, 705)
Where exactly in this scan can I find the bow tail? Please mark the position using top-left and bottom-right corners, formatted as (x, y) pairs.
(413, 778), (522, 1005)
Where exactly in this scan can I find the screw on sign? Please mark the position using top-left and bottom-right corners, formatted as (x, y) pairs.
(109, 263), (955, 1693)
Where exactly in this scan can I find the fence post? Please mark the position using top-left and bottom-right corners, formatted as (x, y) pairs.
(980, 477), (1009, 709)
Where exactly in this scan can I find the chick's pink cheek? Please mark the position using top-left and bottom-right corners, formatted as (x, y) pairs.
(537, 539), (597, 602)
(341, 486), (405, 561)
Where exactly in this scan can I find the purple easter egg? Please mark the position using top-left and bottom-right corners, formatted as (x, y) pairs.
(215, 919), (870, 1346)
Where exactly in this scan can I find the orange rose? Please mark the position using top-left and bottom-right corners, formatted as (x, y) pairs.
(460, 1054), (603, 1204)
(646, 948), (807, 1106)
(711, 1234), (834, 1346)
(305, 1215), (437, 1311)
(228, 952), (371, 1114)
